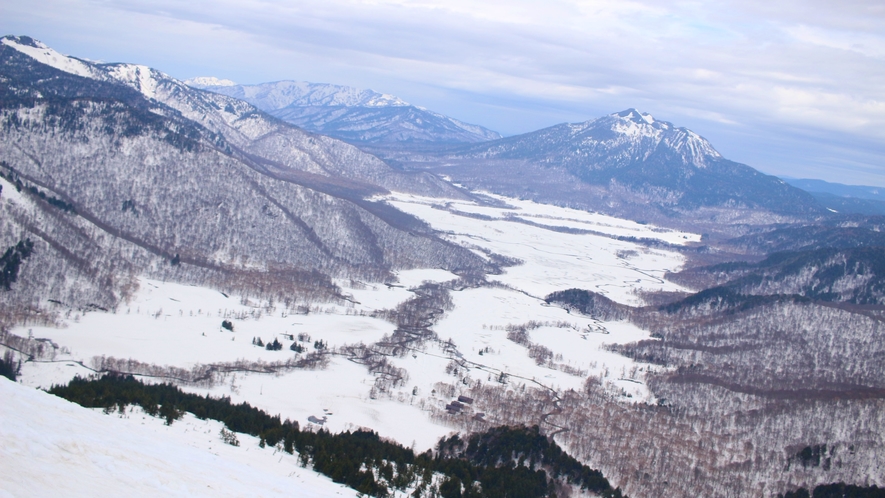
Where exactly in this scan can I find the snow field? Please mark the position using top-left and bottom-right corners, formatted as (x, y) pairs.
(432, 287), (654, 400)
(21, 277), (397, 368)
(0, 175), (27, 205)
(180, 357), (454, 452)
(16, 272), (459, 452)
(447, 192), (700, 245)
(0, 378), (358, 498)
(386, 193), (693, 305)
(334, 268), (459, 311)
(106, 64), (161, 100)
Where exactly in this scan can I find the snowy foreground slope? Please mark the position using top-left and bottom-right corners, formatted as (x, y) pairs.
(0, 377), (358, 498)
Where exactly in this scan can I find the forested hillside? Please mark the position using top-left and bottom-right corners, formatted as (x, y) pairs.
(668, 246), (885, 305)
(0, 37), (486, 327)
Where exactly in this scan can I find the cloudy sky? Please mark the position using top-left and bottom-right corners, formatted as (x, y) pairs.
(4, 0), (884, 185)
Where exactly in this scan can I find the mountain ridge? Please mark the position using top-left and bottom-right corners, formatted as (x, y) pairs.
(191, 79), (502, 144)
(783, 177), (885, 215)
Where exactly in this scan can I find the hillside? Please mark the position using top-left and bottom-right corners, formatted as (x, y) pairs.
(718, 216), (885, 255)
(0, 36), (486, 321)
(669, 246), (885, 305)
(0, 377), (359, 497)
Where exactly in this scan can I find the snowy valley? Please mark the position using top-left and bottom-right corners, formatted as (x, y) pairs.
(2, 34), (885, 498)
(13, 192), (695, 448)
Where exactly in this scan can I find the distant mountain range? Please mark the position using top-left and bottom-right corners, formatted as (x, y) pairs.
(782, 178), (885, 216)
(0, 34), (863, 279)
(187, 78), (501, 144)
(783, 178), (885, 201)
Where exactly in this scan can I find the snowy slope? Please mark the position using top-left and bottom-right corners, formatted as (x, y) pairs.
(0, 378), (358, 498)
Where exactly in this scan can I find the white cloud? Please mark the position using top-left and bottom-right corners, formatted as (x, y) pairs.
(784, 24), (885, 59)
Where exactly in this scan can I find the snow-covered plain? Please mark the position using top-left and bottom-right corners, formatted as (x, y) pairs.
(431, 287), (653, 396)
(23, 277), (398, 368)
(11, 191), (698, 494)
(386, 192), (693, 304)
(445, 192), (700, 246)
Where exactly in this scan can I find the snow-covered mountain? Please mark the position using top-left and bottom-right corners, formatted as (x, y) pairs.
(389, 108), (825, 220)
(1, 36), (466, 190)
(470, 109), (723, 170)
(189, 79), (502, 144)
(0, 35), (484, 315)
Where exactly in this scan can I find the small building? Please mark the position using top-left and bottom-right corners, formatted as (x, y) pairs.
(445, 401), (464, 414)
(307, 415), (327, 425)
(457, 395), (474, 404)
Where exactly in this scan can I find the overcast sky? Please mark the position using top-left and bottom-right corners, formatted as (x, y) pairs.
(4, 0), (885, 186)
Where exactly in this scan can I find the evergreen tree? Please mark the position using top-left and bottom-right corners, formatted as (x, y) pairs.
(0, 350), (20, 381)
(0, 239), (34, 291)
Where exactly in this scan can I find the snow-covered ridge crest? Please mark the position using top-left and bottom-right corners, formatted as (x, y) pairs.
(189, 79), (411, 108)
(1, 35), (100, 79)
(3, 35), (175, 103)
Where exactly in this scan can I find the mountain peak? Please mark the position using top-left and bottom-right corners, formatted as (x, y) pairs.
(592, 109), (721, 167)
(613, 108), (655, 125)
